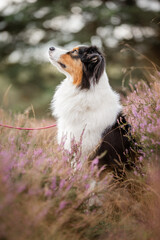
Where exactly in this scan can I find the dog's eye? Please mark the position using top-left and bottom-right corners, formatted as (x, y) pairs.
(71, 49), (78, 54)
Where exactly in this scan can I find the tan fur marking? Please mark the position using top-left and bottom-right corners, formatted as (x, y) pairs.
(73, 47), (79, 51)
(59, 51), (83, 86)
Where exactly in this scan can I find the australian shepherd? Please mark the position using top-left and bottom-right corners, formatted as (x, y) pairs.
(49, 45), (136, 175)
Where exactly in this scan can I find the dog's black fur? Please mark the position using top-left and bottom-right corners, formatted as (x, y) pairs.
(97, 114), (138, 177)
(75, 46), (105, 89)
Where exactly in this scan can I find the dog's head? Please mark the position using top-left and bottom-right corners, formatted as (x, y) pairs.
(49, 45), (105, 89)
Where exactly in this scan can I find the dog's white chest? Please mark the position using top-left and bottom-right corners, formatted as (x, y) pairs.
(51, 73), (122, 158)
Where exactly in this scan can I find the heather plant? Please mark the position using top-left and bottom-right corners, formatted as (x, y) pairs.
(124, 71), (160, 162)
(0, 111), (112, 240)
(0, 69), (160, 240)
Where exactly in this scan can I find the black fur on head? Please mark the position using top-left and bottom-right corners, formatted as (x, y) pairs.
(78, 46), (105, 89)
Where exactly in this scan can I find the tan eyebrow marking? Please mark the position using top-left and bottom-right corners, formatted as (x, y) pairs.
(72, 47), (79, 51)
(59, 48), (83, 86)
(70, 47), (79, 57)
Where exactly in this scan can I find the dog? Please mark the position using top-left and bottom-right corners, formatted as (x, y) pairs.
(49, 45), (137, 175)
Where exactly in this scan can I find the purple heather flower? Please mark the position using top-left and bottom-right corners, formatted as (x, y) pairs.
(59, 179), (66, 189)
(34, 148), (43, 157)
(51, 177), (57, 191)
(58, 201), (68, 211)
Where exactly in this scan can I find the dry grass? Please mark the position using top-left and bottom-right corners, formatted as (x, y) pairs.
(0, 71), (160, 240)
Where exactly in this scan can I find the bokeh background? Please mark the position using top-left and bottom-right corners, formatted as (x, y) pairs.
(0, 0), (160, 117)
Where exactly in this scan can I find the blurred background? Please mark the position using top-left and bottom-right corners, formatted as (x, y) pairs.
(0, 0), (160, 117)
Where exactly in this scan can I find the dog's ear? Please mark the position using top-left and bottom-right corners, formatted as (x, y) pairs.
(92, 54), (104, 83)
(80, 47), (105, 89)
(82, 53), (101, 65)
(90, 55), (100, 63)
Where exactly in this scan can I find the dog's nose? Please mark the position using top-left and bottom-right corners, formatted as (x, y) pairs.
(49, 47), (55, 51)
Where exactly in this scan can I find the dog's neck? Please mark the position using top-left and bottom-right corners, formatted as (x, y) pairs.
(63, 70), (110, 91)
(64, 70), (120, 104)
(52, 69), (122, 121)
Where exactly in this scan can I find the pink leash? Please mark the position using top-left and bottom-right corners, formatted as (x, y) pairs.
(0, 123), (56, 131)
